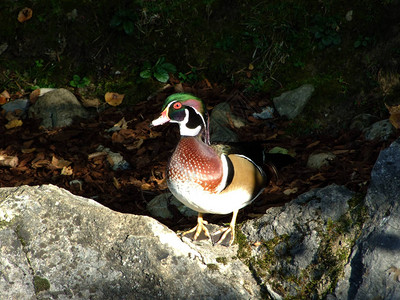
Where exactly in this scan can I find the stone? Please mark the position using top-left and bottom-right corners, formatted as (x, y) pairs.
(349, 113), (379, 131)
(252, 106), (274, 119)
(307, 152), (336, 169)
(28, 88), (89, 128)
(273, 84), (315, 119)
(0, 184), (260, 299)
(147, 193), (198, 219)
(363, 119), (395, 141)
(210, 102), (245, 143)
(335, 138), (400, 300)
(1, 98), (30, 114)
(242, 184), (357, 299)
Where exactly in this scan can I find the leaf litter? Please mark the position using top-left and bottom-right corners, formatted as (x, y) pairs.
(0, 82), (398, 231)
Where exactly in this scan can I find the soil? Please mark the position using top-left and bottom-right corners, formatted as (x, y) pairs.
(0, 82), (397, 231)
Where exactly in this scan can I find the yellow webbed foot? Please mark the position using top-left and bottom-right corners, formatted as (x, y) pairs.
(181, 213), (211, 242)
(212, 210), (238, 247)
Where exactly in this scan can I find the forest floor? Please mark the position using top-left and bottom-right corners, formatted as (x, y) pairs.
(0, 81), (397, 231)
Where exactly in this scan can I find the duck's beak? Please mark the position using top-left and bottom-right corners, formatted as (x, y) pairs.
(150, 109), (170, 128)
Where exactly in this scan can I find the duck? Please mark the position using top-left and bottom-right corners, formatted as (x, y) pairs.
(150, 93), (288, 246)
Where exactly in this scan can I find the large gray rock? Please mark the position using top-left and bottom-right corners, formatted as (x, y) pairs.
(29, 88), (88, 128)
(335, 138), (400, 300)
(273, 84), (315, 119)
(242, 184), (358, 299)
(0, 185), (260, 299)
(363, 119), (395, 141)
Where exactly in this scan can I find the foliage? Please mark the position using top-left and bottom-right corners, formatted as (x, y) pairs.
(310, 15), (341, 49)
(140, 57), (176, 83)
(70, 75), (90, 88)
(110, 9), (137, 35)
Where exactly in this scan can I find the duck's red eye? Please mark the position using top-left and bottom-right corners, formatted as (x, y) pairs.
(173, 102), (182, 109)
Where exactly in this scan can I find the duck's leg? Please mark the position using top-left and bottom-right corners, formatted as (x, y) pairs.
(213, 210), (238, 246)
(181, 213), (211, 241)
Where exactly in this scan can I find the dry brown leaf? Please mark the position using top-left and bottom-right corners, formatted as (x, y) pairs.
(141, 183), (152, 190)
(174, 83), (184, 93)
(113, 117), (128, 129)
(306, 141), (320, 149)
(126, 138), (144, 150)
(386, 103), (400, 129)
(18, 7), (33, 23)
(113, 177), (121, 189)
(29, 89), (41, 104)
(51, 156), (72, 169)
(5, 119), (23, 129)
(0, 90), (10, 105)
(21, 148), (36, 154)
(61, 166), (73, 176)
(32, 159), (50, 169)
(81, 97), (101, 108)
(105, 92), (124, 106)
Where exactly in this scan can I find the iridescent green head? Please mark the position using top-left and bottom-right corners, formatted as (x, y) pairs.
(151, 93), (208, 138)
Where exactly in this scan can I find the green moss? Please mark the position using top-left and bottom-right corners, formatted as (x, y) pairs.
(206, 263), (219, 271)
(33, 275), (50, 294)
(216, 257), (227, 265)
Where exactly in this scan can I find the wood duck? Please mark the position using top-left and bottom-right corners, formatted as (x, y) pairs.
(150, 93), (276, 246)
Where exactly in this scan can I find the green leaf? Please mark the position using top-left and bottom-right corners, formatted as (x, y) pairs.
(123, 20), (135, 35)
(154, 70), (169, 83)
(161, 63), (177, 73)
(110, 15), (122, 28)
(140, 69), (152, 79)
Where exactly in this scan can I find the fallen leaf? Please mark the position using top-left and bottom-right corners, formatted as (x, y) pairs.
(126, 138), (143, 150)
(5, 119), (23, 129)
(61, 166), (73, 175)
(21, 148), (36, 154)
(306, 141), (320, 149)
(29, 89), (41, 104)
(32, 159), (50, 169)
(105, 92), (124, 106)
(174, 82), (184, 93)
(18, 7), (33, 23)
(0, 90), (10, 104)
(113, 177), (121, 189)
(113, 117), (128, 129)
(386, 103), (400, 129)
(283, 187), (298, 195)
(81, 97), (101, 108)
(51, 155), (72, 169)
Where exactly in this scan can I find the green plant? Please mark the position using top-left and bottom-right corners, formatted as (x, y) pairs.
(354, 35), (371, 48)
(69, 75), (90, 88)
(178, 67), (199, 83)
(110, 9), (137, 35)
(34, 59), (44, 68)
(140, 57), (176, 83)
(310, 15), (341, 49)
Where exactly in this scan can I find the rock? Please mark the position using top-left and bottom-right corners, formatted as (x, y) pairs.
(335, 138), (400, 300)
(349, 113), (379, 131)
(307, 152), (336, 169)
(210, 102), (245, 143)
(28, 88), (89, 128)
(252, 106), (274, 119)
(242, 184), (358, 299)
(0, 184), (260, 299)
(273, 84), (315, 119)
(147, 193), (198, 219)
(363, 119), (395, 141)
(1, 98), (30, 114)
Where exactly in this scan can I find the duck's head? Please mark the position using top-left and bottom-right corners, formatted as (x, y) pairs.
(151, 93), (208, 138)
